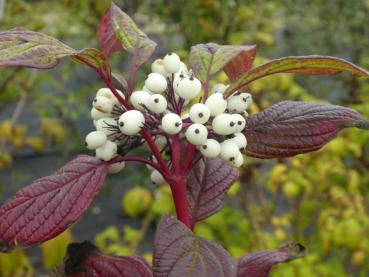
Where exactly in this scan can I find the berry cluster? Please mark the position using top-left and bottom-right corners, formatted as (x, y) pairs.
(85, 53), (252, 181)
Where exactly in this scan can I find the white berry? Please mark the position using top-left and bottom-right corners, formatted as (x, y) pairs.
(173, 72), (187, 88)
(220, 140), (240, 163)
(205, 93), (227, 116)
(130, 91), (151, 111)
(147, 94), (167, 114)
(96, 88), (125, 105)
(85, 131), (107, 150)
(179, 62), (188, 74)
(142, 85), (154, 94)
(200, 139), (221, 158)
(189, 103), (210, 124)
(211, 83), (228, 94)
(239, 93), (253, 108)
(175, 76), (202, 100)
(232, 132), (247, 150)
(161, 113), (182, 135)
(145, 73), (167, 94)
(227, 95), (248, 113)
(233, 153), (244, 167)
(150, 170), (166, 185)
(96, 141), (117, 161)
(118, 110), (145, 135)
(151, 59), (169, 77)
(185, 123), (208, 145)
(163, 52), (181, 74)
(93, 96), (113, 114)
(108, 162), (125, 174)
(232, 114), (246, 132)
(212, 113), (236, 135)
(91, 108), (110, 120)
(96, 118), (118, 136)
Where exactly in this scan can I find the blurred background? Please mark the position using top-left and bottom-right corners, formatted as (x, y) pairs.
(1, 0), (369, 276)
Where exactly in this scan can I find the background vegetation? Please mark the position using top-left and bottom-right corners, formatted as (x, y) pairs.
(0, 0), (369, 276)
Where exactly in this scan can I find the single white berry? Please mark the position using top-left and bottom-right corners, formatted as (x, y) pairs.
(212, 113), (237, 135)
(150, 169), (166, 185)
(163, 52), (181, 73)
(91, 108), (110, 120)
(179, 62), (188, 74)
(108, 162), (125, 174)
(200, 139), (221, 158)
(118, 110), (145, 135)
(205, 93), (227, 116)
(189, 103), (210, 124)
(227, 95), (248, 113)
(147, 94), (167, 114)
(142, 85), (154, 94)
(93, 96), (114, 114)
(232, 114), (246, 132)
(185, 123), (208, 145)
(238, 93), (253, 109)
(96, 118), (118, 136)
(233, 153), (244, 167)
(151, 59), (169, 77)
(211, 83), (228, 94)
(96, 141), (117, 161)
(130, 91), (151, 111)
(175, 76), (202, 100)
(145, 73), (167, 94)
(161, 113), (182, 135)
(96, 88), (125, 105)
(173, 72), (187, 88)
(232, 132), (247, 150)
(220, 140), (240, 163)
(85, 131), (107, 150)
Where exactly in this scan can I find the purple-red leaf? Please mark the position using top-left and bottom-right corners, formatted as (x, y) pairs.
(54, 241), (152, 277)
(244, 101), (369, 158)
(0, 155), (109, 252)
(189, 43), (256, 82)
(99, 3), (156, 65)
(72, 48), (111, 79)
(112, 72), (128, 92)
(237, 242), (306, 277)
(186, 158), (239, 225)
(226, 55), (369, 94)
(153, 215), (236, 277)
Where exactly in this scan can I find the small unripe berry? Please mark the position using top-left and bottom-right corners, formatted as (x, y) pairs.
(212, 113), (236, 135)
(95, 118), (118, 136)
(189, 103), (210, 124)
(108, 162), (125, 174)
(231, 114), (246, 132)
(232, 132), (247, 150)
(145, 73), (167, 94)
(220, 140), (240, 162)
(163, 52), (181, 73)
(96, 88), (125, 105)
(93, 96), (113, 114)
(130, 91), (151, 111)
(150, 169), (166, 185)
(232, 153), (244, 167)
(200, 139), (221, 158)
(85, 131), (107, 150)
(175, 76), (202, 100)
(118, 110), (145, 135)
(96, 141), (117, 161)
(185, 123), (208, 145)
(91, 108), (110, 120)
(147, 94), (167, 114)
(161, 113), (182, 135)
(211, 83), (228, 94)
(205, 93), (227, 116)
(151, 59), (169, 77)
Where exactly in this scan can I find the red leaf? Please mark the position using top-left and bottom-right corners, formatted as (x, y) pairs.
(61, 241), (152, 277)
(244, 101), (369, 158)
(186, 158), (239, 225)
(237, 242), (305, 277)
(99, 7), (123, 57)
(0, 155), (109, 252)
(72, 48), (111, 79)
(226, 55), (369, 94)
(223, 47), (257, 82)
(153, 215), (236, 277)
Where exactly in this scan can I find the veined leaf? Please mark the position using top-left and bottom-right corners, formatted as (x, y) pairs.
(244, 101), (369, 158)
(73, 48), (111, 79)
(99, 3), (156, 65)
(186, 158), (239, 225)
(153, 215), (235, 277)
(189, 43), (256, 82)
(0, 155), (109, 252)
(226, 55), (369, 94)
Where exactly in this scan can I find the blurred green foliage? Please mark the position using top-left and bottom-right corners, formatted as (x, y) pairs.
(1, 0), (369, 276)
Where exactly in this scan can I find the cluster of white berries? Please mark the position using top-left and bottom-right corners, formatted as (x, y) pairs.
(84, 52), (252, 181)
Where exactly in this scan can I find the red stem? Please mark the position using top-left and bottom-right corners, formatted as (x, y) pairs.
(171, 178), (191, 229)
(182, 144), (196, 173)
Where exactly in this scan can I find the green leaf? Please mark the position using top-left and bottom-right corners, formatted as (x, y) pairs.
(226, 55), (369, 94)
(100, 3), (156, 66)
(189, 43), (256, 82)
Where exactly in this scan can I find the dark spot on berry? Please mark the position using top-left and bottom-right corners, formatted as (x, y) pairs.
(242, 97), (247, 102)
(93, 98), (97, 102)
(168, 52), (172, 55)
(238, 121), (243, 125)
(198, 112), (203, 118)
(84, 142), (88, 146)
(180, 73), (184, 78)
(203, 145), (207, 149)
(194, 129), (200, 134)
(229, 157), (235, 162)
(175, 122), (181, 127)
(234, 91), (241, 96)
(230, 122), (235, 127)
(240, 147), (245, 151)
(119, 122), (124, 127)
(190, 76), (194, 81)
(154, 98), (159, 103)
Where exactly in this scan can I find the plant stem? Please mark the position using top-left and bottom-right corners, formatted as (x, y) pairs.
(171, 177), (191, 229)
